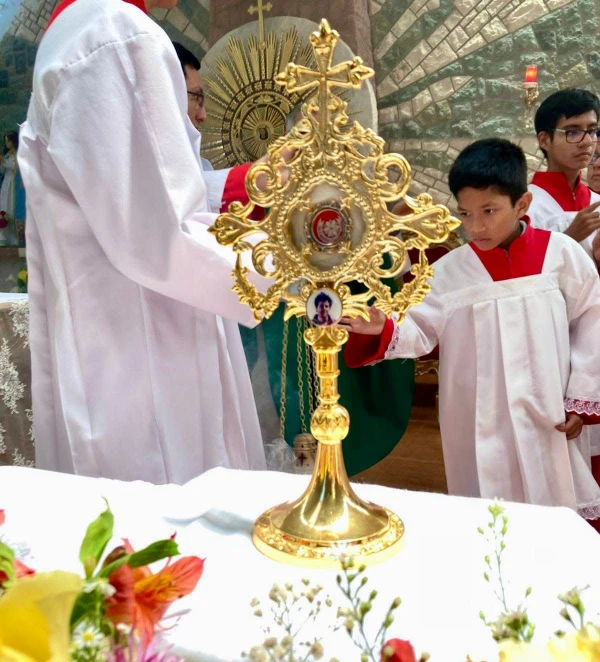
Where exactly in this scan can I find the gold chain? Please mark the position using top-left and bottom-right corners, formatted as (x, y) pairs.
(279, 317), (289, 440)
(306, 332), (316, 416)
(311, 344), (319, 413)
(297, 318), (308, 433)
(279, 315), (319, 440)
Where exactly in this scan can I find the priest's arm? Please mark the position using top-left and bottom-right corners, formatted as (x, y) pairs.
(46, 31), (262, 327)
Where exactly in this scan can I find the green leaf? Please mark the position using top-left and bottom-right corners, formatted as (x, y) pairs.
(97, 554), (131, 579)
(70, 590), (100, 629)
(79, 499), (114, 579)
(0, 540), (16, 586)
(128, 539), (179, 568)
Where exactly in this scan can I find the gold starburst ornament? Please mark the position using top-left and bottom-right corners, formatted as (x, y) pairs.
(210, 19), (460, 568)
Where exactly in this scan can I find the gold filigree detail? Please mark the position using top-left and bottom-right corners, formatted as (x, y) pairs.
(210, 20), (460, 326)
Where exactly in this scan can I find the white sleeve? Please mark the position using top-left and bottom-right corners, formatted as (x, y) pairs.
(202, 168), (231, 214)
(47, 33), (261, 327)
(385, 284), (445, 360)
(529, 196), (597, 259)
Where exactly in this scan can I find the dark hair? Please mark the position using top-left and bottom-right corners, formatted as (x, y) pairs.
(534, 89), (600, 156)
(172, 42), (201, 76)
(314, 292), (333, 307)
(448, 138), (527, 205)
(4, 130), (18, 153)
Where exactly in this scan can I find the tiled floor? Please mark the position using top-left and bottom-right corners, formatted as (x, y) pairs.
(353, 389), (448, 494)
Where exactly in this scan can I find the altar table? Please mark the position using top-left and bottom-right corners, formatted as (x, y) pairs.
(0, 466), (598, 661)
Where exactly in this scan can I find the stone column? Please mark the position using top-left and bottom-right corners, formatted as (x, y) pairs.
(209, 0), (374, 67)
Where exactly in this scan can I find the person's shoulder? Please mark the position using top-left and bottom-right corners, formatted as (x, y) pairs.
(430, 242), (472, 270)
(42, 0), (167, 67)
(423, 243), (474, 292)
(546, 231), (597, 278)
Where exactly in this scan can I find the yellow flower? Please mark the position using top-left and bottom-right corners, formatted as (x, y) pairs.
(498, 627), (600, 662)
(0, 571), (83, 661)
(17, 270), (27, 284)
(547, 626), (600, 661)
(498, 640), (553, 662)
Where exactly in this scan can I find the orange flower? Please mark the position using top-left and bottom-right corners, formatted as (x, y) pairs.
(0, 510), (35, 586)
(14, 559), (35, 579)
(106, 541), (204, 641)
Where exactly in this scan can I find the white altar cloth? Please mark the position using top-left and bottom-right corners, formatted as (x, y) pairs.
(0, 466), (599, 661)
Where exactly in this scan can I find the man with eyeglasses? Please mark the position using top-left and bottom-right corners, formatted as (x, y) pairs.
(528, 89), (600, 267)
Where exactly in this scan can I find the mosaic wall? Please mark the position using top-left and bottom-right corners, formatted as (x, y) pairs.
(370, 0), (600, 203)
(0, 0), (599, 205)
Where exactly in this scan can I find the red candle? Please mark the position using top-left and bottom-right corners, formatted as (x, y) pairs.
(525, 65), (538, 84)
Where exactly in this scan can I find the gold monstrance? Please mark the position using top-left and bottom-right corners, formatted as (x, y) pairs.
(210, 20), (460, 568)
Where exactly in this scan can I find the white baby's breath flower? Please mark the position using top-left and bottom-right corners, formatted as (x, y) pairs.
(273, 645), (286, 658)
(309, 641), (324, 660)
(248, 645), (269, 662)
(82, 577), (116, 598)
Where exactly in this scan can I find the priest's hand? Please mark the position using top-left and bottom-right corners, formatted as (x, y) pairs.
(338, 306), (387, 335)
(564, 200), (600, 242)
(556, 413), (583, 441)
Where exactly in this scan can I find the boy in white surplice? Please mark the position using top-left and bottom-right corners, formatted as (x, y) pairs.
(343, 139), (600, 523)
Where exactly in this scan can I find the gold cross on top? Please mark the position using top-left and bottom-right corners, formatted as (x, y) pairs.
(248, 0), (273, 45)
(275, 20), (374, 135)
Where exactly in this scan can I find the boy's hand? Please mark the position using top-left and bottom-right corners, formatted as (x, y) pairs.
(556, 413), (583, 440)
(338, 306), (387, 335)
(565, 200), (600, 242)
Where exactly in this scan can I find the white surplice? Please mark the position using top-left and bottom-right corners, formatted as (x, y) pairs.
(17, 0), (267, 484)
(355, 227), (600, 518)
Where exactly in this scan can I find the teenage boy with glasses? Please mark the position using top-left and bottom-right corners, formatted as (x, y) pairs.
(528, 88), (600, 266)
